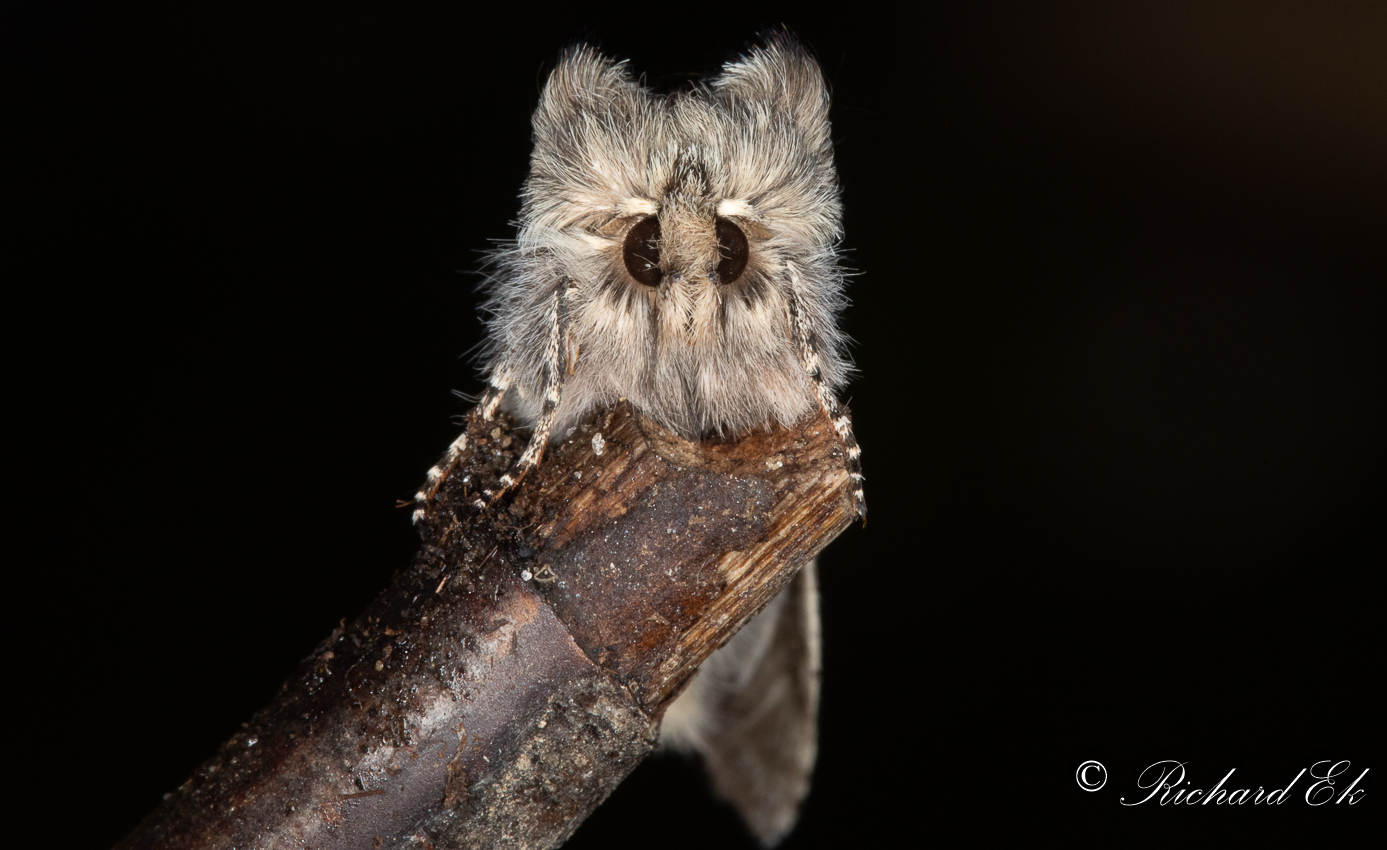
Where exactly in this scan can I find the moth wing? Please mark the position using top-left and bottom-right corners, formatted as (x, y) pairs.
(661, 559), (821, 846)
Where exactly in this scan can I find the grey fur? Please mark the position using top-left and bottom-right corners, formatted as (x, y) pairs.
(482, 36), (851, 442)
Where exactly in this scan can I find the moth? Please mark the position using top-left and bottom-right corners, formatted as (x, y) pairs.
(416, 34), (862, 846)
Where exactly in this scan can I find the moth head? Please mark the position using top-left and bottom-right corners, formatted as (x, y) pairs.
(484, 33), (852, 440)
(520, 34), (841, 297)
(616, 162), (756, 290)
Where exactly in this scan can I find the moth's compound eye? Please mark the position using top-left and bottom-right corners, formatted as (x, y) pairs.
(623, 217), (663, 287)
(714, 217), (749, 284)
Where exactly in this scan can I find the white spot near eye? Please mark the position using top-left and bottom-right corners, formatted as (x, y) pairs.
(592, 432), (605, 456)
(716, 198), (754, 218)
(620, 197), (658, 216)
(577, 231), (611, 250)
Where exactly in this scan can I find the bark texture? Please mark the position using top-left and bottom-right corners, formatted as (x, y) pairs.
(117, 400), (855, 850)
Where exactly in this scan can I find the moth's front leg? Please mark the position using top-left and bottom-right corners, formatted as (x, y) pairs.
(413, 282), (573, 520)
(786, 262), (866, 519)
(411, 371), (510, 523)
(474, 281), (573, 508)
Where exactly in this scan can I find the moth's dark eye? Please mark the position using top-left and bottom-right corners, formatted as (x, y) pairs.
(623, 217), (663, 287)
(714, 217), (749, 284)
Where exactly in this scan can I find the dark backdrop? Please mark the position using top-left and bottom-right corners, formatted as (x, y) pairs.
(12, 2), (1379, 846)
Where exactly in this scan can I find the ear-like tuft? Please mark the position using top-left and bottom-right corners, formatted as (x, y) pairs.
(534, 44), (638, 126)
(712, 32), (831, 144)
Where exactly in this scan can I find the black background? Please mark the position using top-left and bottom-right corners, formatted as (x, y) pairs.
(11, 2), (1379, 846)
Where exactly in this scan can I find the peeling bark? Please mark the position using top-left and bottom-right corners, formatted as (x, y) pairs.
(116, 400), (856, 850)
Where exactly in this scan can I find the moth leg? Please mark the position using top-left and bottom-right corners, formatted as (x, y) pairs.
(786, 262), (865, 519)
(479, 371), (509, 421)
(411, 372), (511, 523)
(474, 283), (572, 509)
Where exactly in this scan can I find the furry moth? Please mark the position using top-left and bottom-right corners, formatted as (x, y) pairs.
(416, 34), (861, 846)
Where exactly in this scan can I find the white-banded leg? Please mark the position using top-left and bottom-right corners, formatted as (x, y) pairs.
(786, 263), (865, 519)
(473, 284), (572, 509)
(412, 371), (511, 523)
(478, 372), (508, 421)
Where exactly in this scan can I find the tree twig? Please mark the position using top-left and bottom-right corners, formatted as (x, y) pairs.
(117, 400), (856, 850)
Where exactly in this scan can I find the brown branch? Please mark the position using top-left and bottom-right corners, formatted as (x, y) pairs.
(116, 400), (856, 850)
